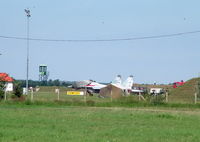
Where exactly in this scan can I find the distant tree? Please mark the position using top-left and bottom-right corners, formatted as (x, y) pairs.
(53, 79), (60, 86)
(17, 80), (26, 87)
(0, 78), (5, 99)
(47, 79), (53, 86)
(40, 81), (47, 86)
(61, 81), (71, 87)
(13, 82), (23, 98)
(15, 79), (73, 87)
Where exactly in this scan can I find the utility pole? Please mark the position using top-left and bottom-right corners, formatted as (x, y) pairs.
(24, 9), (31, 95)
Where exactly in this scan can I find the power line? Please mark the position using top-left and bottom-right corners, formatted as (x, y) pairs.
(0, 30), (200, 42)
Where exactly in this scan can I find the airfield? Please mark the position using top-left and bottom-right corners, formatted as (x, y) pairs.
(0, 77), (200, 142)
(1, 0), (200, 141)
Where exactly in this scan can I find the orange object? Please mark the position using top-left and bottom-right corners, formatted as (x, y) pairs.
(0, 73), (13, 82)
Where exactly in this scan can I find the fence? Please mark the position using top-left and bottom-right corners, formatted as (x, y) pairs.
(3, 89), (200, 105)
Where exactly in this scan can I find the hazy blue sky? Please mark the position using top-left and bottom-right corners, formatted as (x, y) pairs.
(0, 0), (200, 84)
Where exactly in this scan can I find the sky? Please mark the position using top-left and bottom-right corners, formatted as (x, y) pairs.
(0, 0), (200, 84)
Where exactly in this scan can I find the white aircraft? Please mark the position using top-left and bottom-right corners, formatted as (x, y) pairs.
(112, 75), (122, 86)
(73, 75), (134, 94)
(85, 81), (107, 93)
(111, 75), (134, 94)
(72, 80), (106, 93)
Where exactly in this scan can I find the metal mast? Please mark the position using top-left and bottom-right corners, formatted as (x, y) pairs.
(25, 9), (31, 95)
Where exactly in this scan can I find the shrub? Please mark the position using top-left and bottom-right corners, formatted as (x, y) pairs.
(13, 83), (23, 98)
(0, 82), (5, 99)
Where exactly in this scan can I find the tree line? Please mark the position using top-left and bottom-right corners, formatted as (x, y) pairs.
(17, 79), (73, 88)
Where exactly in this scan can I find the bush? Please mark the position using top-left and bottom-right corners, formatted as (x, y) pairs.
(13, 83), (23, 98)
(0, 82), (5, 99)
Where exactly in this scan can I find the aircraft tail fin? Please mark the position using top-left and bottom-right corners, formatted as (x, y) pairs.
(112, 75), (122, 86)
(123, 75), (133, 89)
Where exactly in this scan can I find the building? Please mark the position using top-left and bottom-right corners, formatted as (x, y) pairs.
(0, 73), (14, 92)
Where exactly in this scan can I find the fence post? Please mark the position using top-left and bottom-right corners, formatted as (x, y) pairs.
(84, 87), (87, 103)
(165, 92), (168, 103)
(58, 89), (60, 101)
(55, 89), (60, 101)
(138, 92), (145, 101)
(4, 91), (7, 101)
(110, 89), (113, 102)
(194, 93), (197, 104)
(31, 88), (33, 102)
(138, 92), (141, 101)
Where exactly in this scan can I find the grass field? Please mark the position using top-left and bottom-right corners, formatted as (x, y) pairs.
(1, 85), (200, 142)
(169, 78), (200, 103)
(0, 104), (200, 142)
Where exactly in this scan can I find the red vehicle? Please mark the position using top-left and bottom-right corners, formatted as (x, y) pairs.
(173, 80), (185, 88)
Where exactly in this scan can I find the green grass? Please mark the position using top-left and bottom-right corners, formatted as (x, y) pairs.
(0, 83), (200, 142)
(1, 90), (200, 142)
(0, 105), (200, 142)
(169, 78), (200, 103)
(3, 91), (200, 109)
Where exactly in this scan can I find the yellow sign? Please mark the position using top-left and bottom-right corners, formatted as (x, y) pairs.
(67, 91), (84, 95)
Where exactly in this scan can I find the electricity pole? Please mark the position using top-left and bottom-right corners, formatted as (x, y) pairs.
(25, 9), (31, 95)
